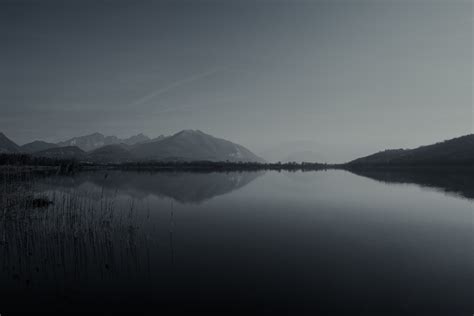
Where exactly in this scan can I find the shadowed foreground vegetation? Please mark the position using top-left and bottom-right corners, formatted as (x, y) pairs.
(0, 153), (80, 174)
(0, 170), (157, 313)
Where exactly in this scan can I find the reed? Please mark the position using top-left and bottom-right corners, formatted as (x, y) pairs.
(0, 169), (155, 292)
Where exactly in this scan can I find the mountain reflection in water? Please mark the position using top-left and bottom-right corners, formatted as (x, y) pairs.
(38, 170), (264, 203)
(349, 168), (474, 200)
(0, 169), (472, 315)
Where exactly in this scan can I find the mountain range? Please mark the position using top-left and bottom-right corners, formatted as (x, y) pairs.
(0, 130), (264, 163)
(56, 132), (154, 151)
(1, 131), (473, 166)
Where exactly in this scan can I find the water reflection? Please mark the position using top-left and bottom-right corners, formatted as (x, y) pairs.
(349, 168), (474, 200)
(0, 169), (472, 315)
(38, 170), (264, 203)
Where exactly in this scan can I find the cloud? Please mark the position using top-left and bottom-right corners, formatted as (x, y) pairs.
(127, 68), (223, 109)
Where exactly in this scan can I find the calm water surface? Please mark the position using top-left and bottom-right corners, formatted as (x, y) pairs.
(1, 170), (472, 315)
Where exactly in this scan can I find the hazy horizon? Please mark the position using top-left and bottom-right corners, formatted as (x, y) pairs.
(1, 0), (472, 162)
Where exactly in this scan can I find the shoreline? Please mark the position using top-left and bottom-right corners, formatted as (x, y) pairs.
(1, 163), (474, 174)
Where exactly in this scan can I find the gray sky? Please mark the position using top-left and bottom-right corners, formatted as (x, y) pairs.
(1, 0), (472, 162)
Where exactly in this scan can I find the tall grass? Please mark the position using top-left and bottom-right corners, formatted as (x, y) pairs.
(0, 169), (155, 292)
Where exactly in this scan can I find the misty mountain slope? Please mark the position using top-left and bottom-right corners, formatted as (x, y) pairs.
(282, 150), (326, 163)
(0, 132), (20, 153)
(34, 146), (86, 160)
(121, 133), (151, 146)
(260, 140), (326, 163)
(131, 130), (264, 162)
(87, 144), (134, 163)
(347, 134), (474, 166)
(20, 141), (58, 153)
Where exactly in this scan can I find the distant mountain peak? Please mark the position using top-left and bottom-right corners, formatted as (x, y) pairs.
(57, 132), (151, 151)
(131, 129), (264, 163)
(89, 132), (104, 137)
(175, 129), (204, 136)
(122, 133), (151, 145)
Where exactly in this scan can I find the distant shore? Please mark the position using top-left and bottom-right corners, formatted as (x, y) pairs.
(1, 153), (473, 174)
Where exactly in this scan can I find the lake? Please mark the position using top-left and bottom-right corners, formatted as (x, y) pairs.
(0, 169), (472, 315)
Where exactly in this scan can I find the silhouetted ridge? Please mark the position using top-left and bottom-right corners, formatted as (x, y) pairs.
(347, 134), (474, 166)
(34, 146), (86, 160)
(20, 140), (58, 153)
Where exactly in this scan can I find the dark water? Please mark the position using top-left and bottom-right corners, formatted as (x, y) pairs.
(0, 170), (472, 315)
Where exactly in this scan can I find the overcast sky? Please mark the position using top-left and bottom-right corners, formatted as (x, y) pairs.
(1, 0), (472, 161)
